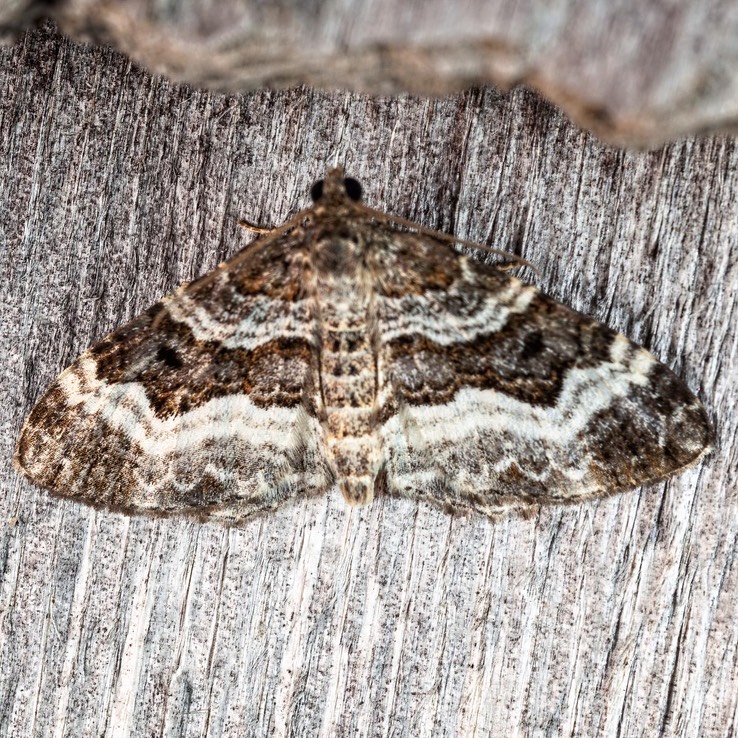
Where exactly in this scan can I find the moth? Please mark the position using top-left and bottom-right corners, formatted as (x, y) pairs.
(15, 168), (713, 522)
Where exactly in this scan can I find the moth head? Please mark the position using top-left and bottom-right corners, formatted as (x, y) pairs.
(311, 168), (363, 205)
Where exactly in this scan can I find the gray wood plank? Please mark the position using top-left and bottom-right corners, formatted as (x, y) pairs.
(0, 23), (735, 738)
(5, 2), (738, 144)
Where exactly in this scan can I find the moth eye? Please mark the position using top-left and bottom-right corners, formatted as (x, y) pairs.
(310, 179), (324, 202)
(343, 177), (362, 202)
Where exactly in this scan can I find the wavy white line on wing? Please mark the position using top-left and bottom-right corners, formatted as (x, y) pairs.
(377, 284), (536, 345)
(381, 353), (656, 448)
(164, 294), (316, 350)
(58, 357), (312, 454)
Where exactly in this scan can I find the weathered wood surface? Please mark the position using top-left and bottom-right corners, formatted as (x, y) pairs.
(0, 23), (736, 738)
(4, 0), (738, 145)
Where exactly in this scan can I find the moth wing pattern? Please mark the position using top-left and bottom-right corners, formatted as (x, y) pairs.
(372, 230), (713, 517)
(14, 229), (336, 523)
(15, 168), (713, 522)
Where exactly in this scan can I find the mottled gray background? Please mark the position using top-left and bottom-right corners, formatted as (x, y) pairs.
(0, 20), (736, 738)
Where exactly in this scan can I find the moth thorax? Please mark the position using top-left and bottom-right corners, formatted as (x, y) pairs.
(313, 233), (364, 277)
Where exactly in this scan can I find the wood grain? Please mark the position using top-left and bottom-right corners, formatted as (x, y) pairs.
(0, 23), (736, 738)
(5, 2), (738, 145)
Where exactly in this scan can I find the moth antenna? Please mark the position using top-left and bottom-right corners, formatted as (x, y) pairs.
(236, 219), (273, 236)
(355, 202), (541, 279)
(236, 205), (314, 239)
